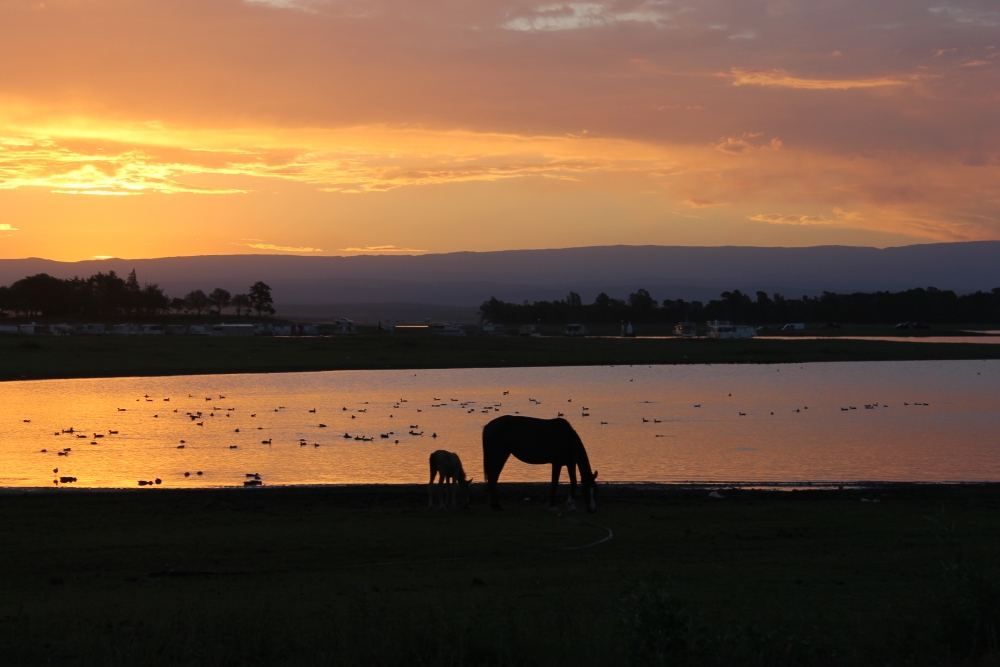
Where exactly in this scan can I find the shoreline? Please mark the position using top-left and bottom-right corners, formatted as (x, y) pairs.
(3, 334), (1000, 382)
(4, 480), (998, 494)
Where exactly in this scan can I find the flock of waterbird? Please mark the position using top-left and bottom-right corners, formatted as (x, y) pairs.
(31, 374), (935, 487)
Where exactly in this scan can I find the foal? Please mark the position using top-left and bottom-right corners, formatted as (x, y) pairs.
(428, 450), (473, 508)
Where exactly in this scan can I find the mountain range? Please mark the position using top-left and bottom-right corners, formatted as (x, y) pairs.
(2, 243), (998, 321)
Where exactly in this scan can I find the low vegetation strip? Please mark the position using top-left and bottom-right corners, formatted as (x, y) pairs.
(1, 484), (998, 666)
(3, 335), (1000, 381)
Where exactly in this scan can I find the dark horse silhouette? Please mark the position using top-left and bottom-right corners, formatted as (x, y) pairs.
(482, 415), (598, 512)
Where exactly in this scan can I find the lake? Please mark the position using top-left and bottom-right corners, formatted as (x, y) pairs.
(2, 360), (998, 488)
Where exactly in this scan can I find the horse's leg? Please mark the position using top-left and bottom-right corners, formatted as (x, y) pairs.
(439, 475), (447, 508)
(486, 451), (510, 511)
(567, 464), (578, 510)
(428, 467), (436, 508)
(549, 464), (561, 507)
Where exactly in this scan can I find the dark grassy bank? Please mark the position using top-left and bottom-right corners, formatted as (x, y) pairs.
(1, 484), (998, 666)
(3, 334), (1000, 381)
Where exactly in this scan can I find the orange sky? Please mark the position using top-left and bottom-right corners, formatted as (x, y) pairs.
(1, 0), (998, 260)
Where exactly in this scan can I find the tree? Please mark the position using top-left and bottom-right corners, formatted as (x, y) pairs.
(170, 297), (187, 314)
(628, 288), (657, 312)
(209, 288), (231, 315)
(125, 269), (141, 315)
(231, 293), (251, 317)
(566, 291), (582, 307)
(141, 283), (170, 314)
(249, 281), (274, 317)
(184, 289), (210, 316)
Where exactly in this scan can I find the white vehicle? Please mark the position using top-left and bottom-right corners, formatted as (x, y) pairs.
(781, 323), (805, 331)
(706, 320), (756, 339)
(564, 323), (587, 337)
(430, 323), (466, 336)
(674, 321), (697, 338)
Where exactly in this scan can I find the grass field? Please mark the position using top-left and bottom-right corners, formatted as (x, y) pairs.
(1, 484), (998, 666)
(3, 333), (1000, 381)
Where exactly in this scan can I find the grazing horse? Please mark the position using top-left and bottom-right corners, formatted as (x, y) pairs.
(482, 416), (599, 513)
(428, 450), (473, 508)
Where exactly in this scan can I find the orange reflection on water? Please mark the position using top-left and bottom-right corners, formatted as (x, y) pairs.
(2, 361), (999, 489)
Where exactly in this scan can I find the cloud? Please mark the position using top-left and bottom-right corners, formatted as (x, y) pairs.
(503, 2), (676, 32)
(715, 133), (782, 154)
(747, 209), (863, 227)
(962, 60), (990, 67)
(0, 223), (18, 231)
(747, 213), (834, 226)
(341, 245), (427, 253)
(92, 255), (112, 259)
(729, 68), (906, 90)
(684, 198), (716, 207)
(0, 136), (247, 196)
(243, 243), (324, 252)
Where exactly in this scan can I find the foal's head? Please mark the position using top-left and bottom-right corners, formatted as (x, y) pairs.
(582, 469), (599, 513)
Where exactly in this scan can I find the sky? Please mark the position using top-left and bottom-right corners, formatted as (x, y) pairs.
(0, 0), (998, 261)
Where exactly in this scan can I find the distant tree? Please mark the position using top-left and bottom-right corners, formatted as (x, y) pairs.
(9, 273), (70, 316)
(628, 288), (657, 312)
(0, 285), (9, 316)
(184, 289), (210, 316)
(231, 293), (251, 317)
(566, 291), (582, 308)
(141, 284), (170, 314)
(125, 269), (142, 315)
(249, 281), (274, 317)
(86, 271), (129, 315)
(170, 297), (187, 314)
(209, 288), (231, 315)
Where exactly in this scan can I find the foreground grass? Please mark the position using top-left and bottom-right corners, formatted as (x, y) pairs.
(3, 334), (1000, 381)
(1, 484), (998, 666)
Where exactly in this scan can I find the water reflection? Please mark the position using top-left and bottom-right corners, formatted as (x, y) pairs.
(2, 361), (998, 488)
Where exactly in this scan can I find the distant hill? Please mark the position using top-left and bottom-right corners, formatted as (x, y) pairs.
(2, 243), (999, 314)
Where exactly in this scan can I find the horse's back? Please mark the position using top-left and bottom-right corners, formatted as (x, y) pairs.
(482, 415), (580, 465)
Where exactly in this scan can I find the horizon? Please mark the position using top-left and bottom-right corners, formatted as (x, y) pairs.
(5, 238), (996, 264)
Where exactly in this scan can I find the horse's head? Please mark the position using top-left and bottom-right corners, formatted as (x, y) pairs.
(458, 475), (473, 508)
(583, 469), (599, 513)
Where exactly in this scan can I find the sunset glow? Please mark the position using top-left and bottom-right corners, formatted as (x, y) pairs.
(1, 0), (998, 259)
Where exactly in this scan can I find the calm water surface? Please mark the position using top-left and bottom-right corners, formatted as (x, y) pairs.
(2, 361), (998, 488)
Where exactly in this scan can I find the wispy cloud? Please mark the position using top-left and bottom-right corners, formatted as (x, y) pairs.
(730, 68), (906, 90)
(503, 2), (676, 32)
(747, 213), (834, 225)
(0, 223), (18, 231)
(243, 243), (324, 252)
(341, 245), (427, 253)
(715, 132), (782, 154)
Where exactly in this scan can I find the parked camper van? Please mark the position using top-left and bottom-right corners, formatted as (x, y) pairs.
(706, 320), (756, 339)
(430, 323), (466, 336)
(564, 324), (587, 337)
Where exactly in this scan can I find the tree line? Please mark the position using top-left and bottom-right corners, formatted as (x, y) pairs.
(0, 271), (275, 318)
(479, 287), (1000, 325)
